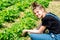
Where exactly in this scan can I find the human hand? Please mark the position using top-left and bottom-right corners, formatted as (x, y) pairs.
(22, 30), (28, 37)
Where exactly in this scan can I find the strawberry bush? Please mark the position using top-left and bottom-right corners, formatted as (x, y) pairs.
(0, 0), (21, 10)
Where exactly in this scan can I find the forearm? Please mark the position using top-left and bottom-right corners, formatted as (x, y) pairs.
(23, 26), (46, 34)
(26, 30), (43, 34)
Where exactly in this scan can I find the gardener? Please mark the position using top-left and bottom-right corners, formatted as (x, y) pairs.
(22, 2), (60, 40)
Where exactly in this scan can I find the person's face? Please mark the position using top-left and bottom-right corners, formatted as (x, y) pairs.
(33, 7), (43, 18)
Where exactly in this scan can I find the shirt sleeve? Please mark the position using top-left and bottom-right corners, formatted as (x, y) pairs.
(42, 15), (54, 27)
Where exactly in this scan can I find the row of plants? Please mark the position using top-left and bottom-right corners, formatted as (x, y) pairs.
(0, 2), (20, 27)
(0, 0), (22, 10)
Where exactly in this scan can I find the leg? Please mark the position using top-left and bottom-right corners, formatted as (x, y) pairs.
(29, 34), (53, 40)
(56, 34), (60, 40)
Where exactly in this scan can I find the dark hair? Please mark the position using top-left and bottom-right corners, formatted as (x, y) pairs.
(32, 2), (44, 10)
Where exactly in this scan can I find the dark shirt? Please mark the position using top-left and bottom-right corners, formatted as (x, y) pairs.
(42, 12), (60, 34)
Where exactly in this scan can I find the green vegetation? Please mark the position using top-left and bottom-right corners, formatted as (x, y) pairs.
(0, 0), (51, 40)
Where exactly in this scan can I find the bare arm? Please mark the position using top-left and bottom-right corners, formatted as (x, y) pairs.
(23, 25), (46, 34)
